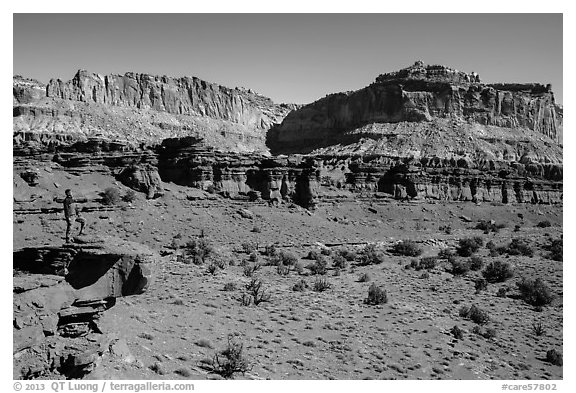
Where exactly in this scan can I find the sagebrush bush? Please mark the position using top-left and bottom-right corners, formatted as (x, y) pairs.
(450, 258), (470, 276)
(245, 278), (270, 305)
(210, 335), (251, 378)
(474, 278), (488, 293)
(450, 325), (464, 340)
(332, 254), (347, 269)
(358, 272), (371, 282)
(223, 282), (236, 291)
(459, 304), (490, 325)
(102, 187), (122, 205)
(496, 238), (534, 257)
(391, 240), (422, 257)
(482, 261), (514, 283)
(544, 238), (562, 262)
(516, 277), (555, 307)
(358, 244), (386, 265)
(438, 248), (455, 259)
(313, 278), (331, 292)
(418, 257), (437, 270)
(545, 349), (563, 366)
(537, 220), (552, 228)
(335, 247), (357, 262)
(241, 242), (258, 254)
(263, 244), (277, 257)
(456, 237), (484, 257)
(269, 250), (298, 267)
(308, 257), (328, 275)
(307, 249), (321, 260)
(185, 238), (214, 265)
(364, 283), (388, 305)
(292, 279), (308, 292)
(475, 220), (505, 233)
(469, 256), (484, 271)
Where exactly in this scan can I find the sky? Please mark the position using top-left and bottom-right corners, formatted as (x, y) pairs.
(13, 13), (563, 105)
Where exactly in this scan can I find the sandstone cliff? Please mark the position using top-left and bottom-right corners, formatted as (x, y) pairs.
(268, 61), (563, 156)
(14, 70), (294, 153)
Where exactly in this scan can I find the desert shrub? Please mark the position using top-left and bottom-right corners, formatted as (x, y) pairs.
(332, 254), (347, 269)
(545, 349), (563, 366)
(438, 248), (455, 259)
(474, 278), (488, 293)
(335, 247), (357, 262)
(241, 242), (258, 254)
(364, 283), (388, 305)
(308, 257), (328, 275)
(450, 325), (464, 340)
(456, 237), (484, 257)
(496, 238), (534, 257)
(358, 272), (371, 282)
(239, 293), (252, 306)
(206, 263), (219, 275)
(531, 321), (546, 337)
(536, 220), (552, 228)
(450, 258), (470, 276)
(307, 249), (322, 260)
(496, 287), (508, 298)
(469, 256), (484, 271)
(123, 189), (137, 203)
(391, 240), (422, 257)
(313, 278), (332, 292)
(516, 277), (555, 307)
(544, 238), (562, 261)
(475, 220), (505, 234)
(243, 263), (261, 277)
(185, 238), (214, 265)
(358, 244), (386, 265)
(276, 263), (291, 276)
(418, 257), (437, 270)
(292, 279), (308, 292)
(472, 326), (497, 339)
(263, 244), (278, 257)
(223, 282), (236, 292)
(439, 225), (452, 234)
(248, 252), (259, 263)
(320, 248), (332, 256)
(210, 335), (251, 378)
(102, 187), (122, 205)
(269, 250), (297, 267)
(482, 261), (514, 283)
(245, 278), (270, 305)
(459, 304), (490, 325)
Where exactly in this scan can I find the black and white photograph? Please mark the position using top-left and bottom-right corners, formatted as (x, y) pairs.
(8, 5), (567, 387)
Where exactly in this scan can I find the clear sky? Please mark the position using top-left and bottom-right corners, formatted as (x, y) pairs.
(13, 13), (563, 105)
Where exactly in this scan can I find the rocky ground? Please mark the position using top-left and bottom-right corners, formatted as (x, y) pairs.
(13, 166), (563, 380)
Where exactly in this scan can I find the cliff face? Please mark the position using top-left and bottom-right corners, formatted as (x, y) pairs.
(46, 70), (290, 130)
(14, 71), (294, 153)
(268, 61), (562, 155)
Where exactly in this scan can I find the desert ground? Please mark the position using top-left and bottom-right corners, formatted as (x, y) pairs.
(13, 165), (563, 380)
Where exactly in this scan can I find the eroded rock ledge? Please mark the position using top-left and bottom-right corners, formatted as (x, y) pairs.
(14, 134), (562, 208)
(13, 236), (158, 379)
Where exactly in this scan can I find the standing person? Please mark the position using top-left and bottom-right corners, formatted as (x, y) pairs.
(54, 189), (88, 243)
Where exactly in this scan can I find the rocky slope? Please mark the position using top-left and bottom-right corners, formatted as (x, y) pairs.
(14, 70), (295, 153)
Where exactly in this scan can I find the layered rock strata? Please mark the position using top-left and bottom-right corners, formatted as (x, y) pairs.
(268, 61), (563, 154)
(13, 236), (158, 379)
